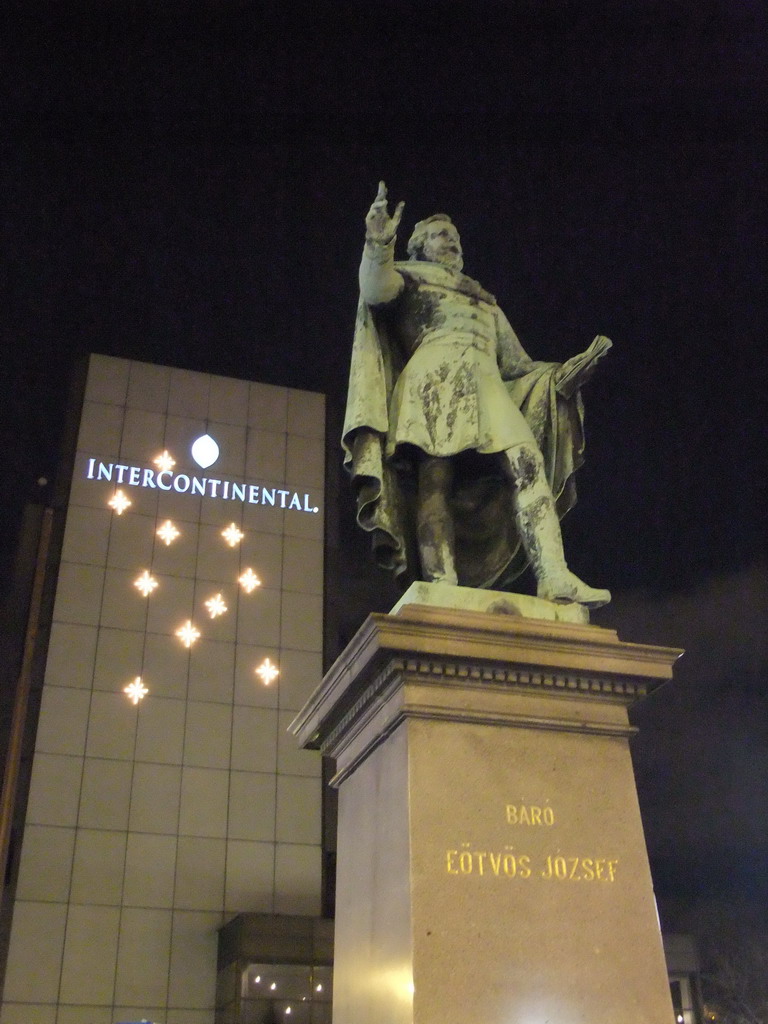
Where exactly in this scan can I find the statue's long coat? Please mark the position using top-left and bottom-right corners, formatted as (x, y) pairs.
(342, 262), (587, 589)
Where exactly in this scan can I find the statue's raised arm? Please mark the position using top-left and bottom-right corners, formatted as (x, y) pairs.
(359, 182), (406, 306)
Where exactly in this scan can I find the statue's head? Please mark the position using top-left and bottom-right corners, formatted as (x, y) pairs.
(407, 215), (464, 272)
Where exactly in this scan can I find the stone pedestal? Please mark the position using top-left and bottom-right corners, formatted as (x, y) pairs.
(291, 604), (682, 1024)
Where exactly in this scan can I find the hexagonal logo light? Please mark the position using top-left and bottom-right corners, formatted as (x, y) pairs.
(191, 434), (219, 469)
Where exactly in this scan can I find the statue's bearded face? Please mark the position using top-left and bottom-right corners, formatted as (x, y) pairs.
(421, 220), (464, 272)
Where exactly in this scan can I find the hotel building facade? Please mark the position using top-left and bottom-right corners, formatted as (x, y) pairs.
(0, 355), (329, 1024)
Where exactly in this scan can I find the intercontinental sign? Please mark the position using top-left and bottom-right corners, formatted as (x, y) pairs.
(85, 455), (321, 514)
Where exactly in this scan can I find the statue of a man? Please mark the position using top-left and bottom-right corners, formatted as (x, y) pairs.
(343, 182), (612, 607)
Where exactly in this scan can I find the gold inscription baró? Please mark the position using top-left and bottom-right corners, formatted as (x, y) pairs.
(505, 803), (554, 826)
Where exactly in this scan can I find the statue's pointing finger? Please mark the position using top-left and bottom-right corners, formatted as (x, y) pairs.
(366, 181), (404, 243)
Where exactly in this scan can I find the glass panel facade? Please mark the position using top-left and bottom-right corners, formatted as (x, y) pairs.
(1, 357), (327, 1024)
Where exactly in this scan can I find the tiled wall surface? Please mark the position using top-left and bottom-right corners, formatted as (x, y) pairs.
(1, 356), (326, 1024)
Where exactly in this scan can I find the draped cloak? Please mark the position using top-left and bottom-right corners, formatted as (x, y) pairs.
(341, 261), (587, 590)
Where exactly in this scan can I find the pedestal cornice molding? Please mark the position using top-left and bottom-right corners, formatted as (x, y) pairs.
(291, 605), (683, 757)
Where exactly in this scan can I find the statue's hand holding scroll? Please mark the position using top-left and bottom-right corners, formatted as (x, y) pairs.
(555, 335), (613, 398)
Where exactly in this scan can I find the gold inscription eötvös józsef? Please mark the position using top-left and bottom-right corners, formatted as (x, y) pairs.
(444, 847), (619, 883)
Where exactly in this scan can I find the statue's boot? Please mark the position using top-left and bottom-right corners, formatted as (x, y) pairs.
(538, 566), (612, 609)
(514, 486), (611, 609)
(422, 556), (458, 587)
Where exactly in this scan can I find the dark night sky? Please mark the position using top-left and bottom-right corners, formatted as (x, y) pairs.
(1, 0), (766, 941)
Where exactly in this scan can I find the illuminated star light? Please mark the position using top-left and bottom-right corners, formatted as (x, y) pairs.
(176, 620), (201, 648)
(255, 658), (279, 685)
(157, 520), (180, 545)
(153, 449), (176, 473)
(108, 490), (132, 515)
(221, 522), (245, 547)
(124, 677), (148, 704)
(205, 593), (228, 618)
(134, 570), (158, 597)
(239, 568), (262, 593)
